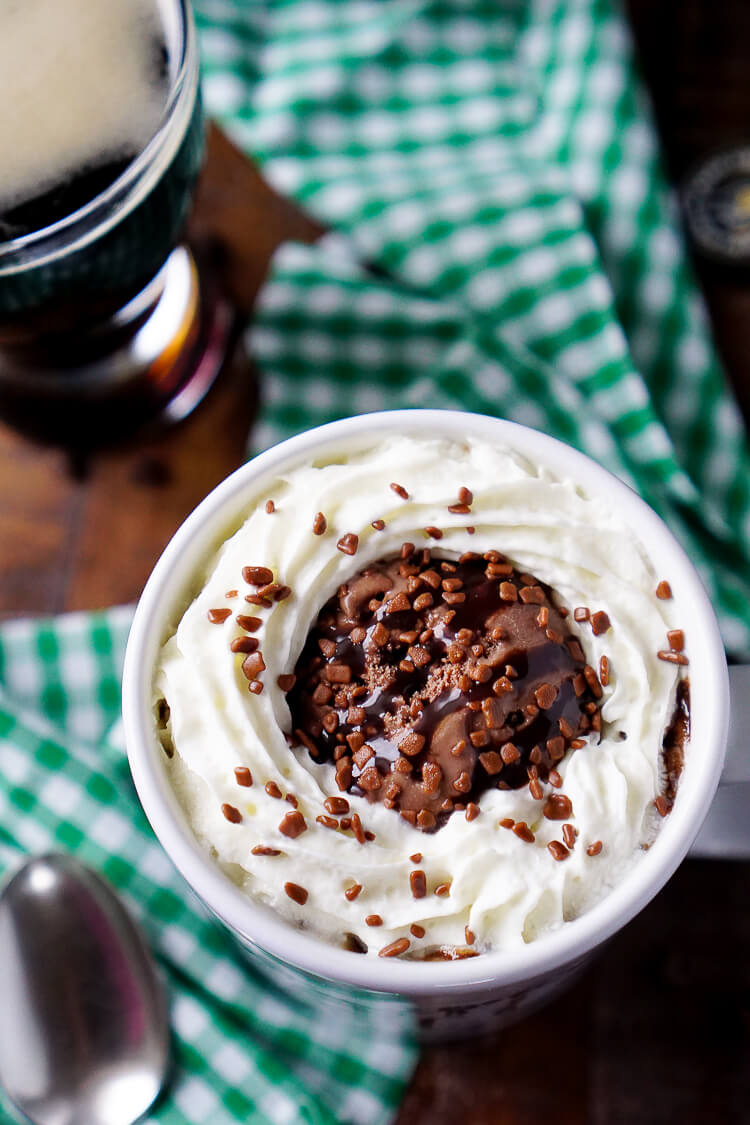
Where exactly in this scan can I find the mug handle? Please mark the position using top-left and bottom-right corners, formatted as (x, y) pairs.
(690, 666), (750, 859)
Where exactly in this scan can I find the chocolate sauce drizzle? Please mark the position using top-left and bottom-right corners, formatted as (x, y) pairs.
(289, 550), (602, 831)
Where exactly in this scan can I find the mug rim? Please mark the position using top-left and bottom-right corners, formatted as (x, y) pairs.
(123, 409), (729, 996)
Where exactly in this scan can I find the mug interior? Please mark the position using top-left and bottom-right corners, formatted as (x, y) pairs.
(123, 410), (729, 997)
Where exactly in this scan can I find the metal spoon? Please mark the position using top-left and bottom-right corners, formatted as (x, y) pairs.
(0, 853), (170, 1125)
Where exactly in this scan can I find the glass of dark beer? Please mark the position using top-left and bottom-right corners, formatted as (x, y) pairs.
(0, 0), (234, 446)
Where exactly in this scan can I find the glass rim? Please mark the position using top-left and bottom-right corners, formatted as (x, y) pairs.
(0, 0), (199, 277)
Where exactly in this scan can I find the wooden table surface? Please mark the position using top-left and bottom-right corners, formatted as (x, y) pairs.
(2, 3), (750, 1121)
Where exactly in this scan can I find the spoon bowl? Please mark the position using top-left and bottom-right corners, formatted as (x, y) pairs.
(0, 854), (169, 1125)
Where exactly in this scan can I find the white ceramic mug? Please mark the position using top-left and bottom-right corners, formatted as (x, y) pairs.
(122, 410), (748, 1042)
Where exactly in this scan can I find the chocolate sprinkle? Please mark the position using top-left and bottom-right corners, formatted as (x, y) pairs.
(667, 629), (685, 652)
(284, 882), (308, 905)
(591, 611), (611, 635)
(221, 803), (242, 823)
(208, 608), (231, 624)
(544, 793), (573, 820)
(236, 615), (262, 632)
(350, 812), (366, 844)
(324, 796), (350, 816)
(599, 655), (610, 687)
(278, 811), (307, 838)
(242, 652), (266, 680)
(410, 870), (427, 899)
(337, 533), (359, 556)
(243, 566), (274, 586)
(379, 938), (410, 958)
(231, 637), (259, 654)
(512, 822), (534, 843)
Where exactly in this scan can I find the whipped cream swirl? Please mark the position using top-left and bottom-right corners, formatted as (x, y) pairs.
(155, 436), (685, 957)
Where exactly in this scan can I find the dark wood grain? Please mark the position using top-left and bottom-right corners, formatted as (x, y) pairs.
(398, 860), (750, 1125)
(0, 323), (258, 618)
(0, 426), (84, 617)
(1, 4), (750, 1121)
(627, 0), (750, 424)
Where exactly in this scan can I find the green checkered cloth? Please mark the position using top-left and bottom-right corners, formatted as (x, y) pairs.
(0, 610), (415, 1125)
(4, 0), (750, 1121)
(195, 0), (750, 659)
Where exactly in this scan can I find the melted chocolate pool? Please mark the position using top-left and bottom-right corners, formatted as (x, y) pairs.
(289, 548), (602, 830)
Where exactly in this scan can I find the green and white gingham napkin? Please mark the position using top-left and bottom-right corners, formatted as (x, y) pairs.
(195, 0), (750, 659)
(4, 1), (750, 1122)
(0, 610), (415, 1125)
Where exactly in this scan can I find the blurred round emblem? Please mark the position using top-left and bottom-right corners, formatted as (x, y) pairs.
(683, 147), (750, 264)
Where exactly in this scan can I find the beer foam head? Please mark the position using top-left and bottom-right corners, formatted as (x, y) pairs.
(0, 0), (170, 215)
